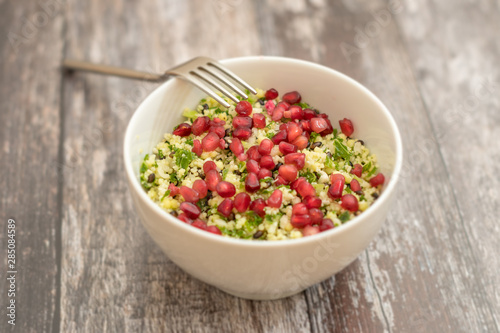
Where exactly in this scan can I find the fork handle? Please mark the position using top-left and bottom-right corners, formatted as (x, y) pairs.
(62, 59), (169, 82)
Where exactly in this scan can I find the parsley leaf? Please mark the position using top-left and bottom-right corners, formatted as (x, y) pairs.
(174, 148), (196, 169)
(339, 211), (350, 223)
(334, 139), (352, 161)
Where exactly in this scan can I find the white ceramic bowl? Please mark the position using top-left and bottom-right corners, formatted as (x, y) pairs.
(124, 56), (402, 300)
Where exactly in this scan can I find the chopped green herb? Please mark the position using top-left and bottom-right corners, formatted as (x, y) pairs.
(309, 132), (320, 142)
(298, 102), (311, 109)
(185, 138), (193, 146)
(362, 161), (372, 173)
(140, 162), (148, 174)
(339, 211), (350, 223)
(222, 169), (229, 180)
(334, 139), (352, 161)
(157, 149), (165, 159)
(169, 173), (178, 184)
(174, 149), (196, 169)
(160, 190), (171, 201)
(182, 109), (201, 120)
(299, 170), (317, 183)
(325, 155), (334, 170)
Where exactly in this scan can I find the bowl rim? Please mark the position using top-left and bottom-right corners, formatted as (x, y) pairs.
(124, 55), (403, 248)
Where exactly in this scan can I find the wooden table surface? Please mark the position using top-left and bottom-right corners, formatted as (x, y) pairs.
(1, 0), (499, 332)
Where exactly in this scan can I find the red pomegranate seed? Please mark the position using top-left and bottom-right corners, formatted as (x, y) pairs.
(246, 159), (260, 174)
(297, 180), (316, 198)
(203, 160), (218, 174)
(209, 125), (225, 138)
(303, 195), (322, 209)
(235, 100), (253, 116)
(173, 123), (191, 137)
(276, 101), (290, 110)
(230, 138), (244, 156)
(287, 122), (303, 142)
(218, 198), (234, 217)
(279, 142), (298, 155)
(278, 164), (298, 182)
(283, 110), (292, 119)
(351, 164), (363, 177)
(267, 189), (283, 208)
(291, 214), (310, 228)
(319, 218), (334, 231)
(284, 153), (306, 170)
(317, 113), (328, 119)
(210, 118), (226, 127)
(180, 186), (200, 203)
(265, 88), (279, 100)
(350, 179), (362, 193)
(180, 202), (201, 219)
(265, 100), (275, 116)
(216, 181), (236, 198)
(310, 117), (329, 133)
(282, 91), (301, 104)
(259, 155), (275, 170)
(237, 153), (248, 161)
(253, 113), (266, 128)
(207, 225), (222, 235)
(233, 127), (252, 140)
(192, 219), (207, 230)
(258, 139), (274, 155)
(274, 176), (289, 186)
(291, 177), (306, 191)
(271, 130), (288, 145)
(245, 172), (260, 193)
(341, 194), (359, 211)
(302, 225), (320, 236)
(247, 146), (261, 162)
(328, 180), (344, 199)
(233, 116), (253, 128)
(249, 198), (266, 217)
(205, 169), (222, 191)
(202, 132), (220, 152)
(290, 105), (304, 120)
(300, 120), (312, 133)
(279, 123), (288, 131)
(192, 179), (208, 198)
(258, 168), (272, 179)
(291, 135), (309, 150)
(339, 118), (354, 137)
(321, 119), (334, 136)
(303, 109), (316, 120)
(234, 192), (251, 212)
(309, 208), (324, 225)
(191, 116), (210, 136)
(168, 184), (180, 197)
(330, 173), (345, 184)
(219, 139), (226, 149)
(192, 139), (202, 156)
(177, 213), (192, 224)
(292, 203), (309, 215)
(370, 173), (385, 187)
(271, 106), (285, 121)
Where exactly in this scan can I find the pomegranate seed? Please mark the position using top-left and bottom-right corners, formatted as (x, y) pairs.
(303, 195), (322, 209)
(259, 155), (275, 170)
(339, 118), (354, 137)
(192, 139), (202, 156)
(250, 198), (266, 217)
(303, 109), (316, 120)
(330, 173), (345, 184)
(309, 208), (324, 225)
(271, 105), (285, 121)
(267, 189), (283, 208)
(300, 120), (312, 132)
(283, 110), (291, 119)
(341, 194), (359, 211)
(218, 198), (234, 217)
(265, 100), (275, 116)
(202, 132), (220, 152)
(278, 164), (298, 182)
(233, 116), (253, 128)
(287, 122), (303, 142)
(247, 146), (261, 162)
(237, 153), (248, 161)
(205, 169), (222, 191)
(173, 123), (191, 137)
(233, 127), (252, 140)
(246, 159), (260, 174)
(245, 172), (260, 193)
(180, 186), (200, 203)
(177, 213), (192, 224)
(302, 225), (320, 236)
(180, 202), (201, 219)
(234, 192), (251, 212)
(284, 153), (306, 170)
(276, 101), (290, 110)
(291, 214), (310, 228)
(235, 100), (253, 116)
(317, 113), (328, 119)
(265, 88), (279, 100)
(279, 123), (289, 131)
(321, 119), (334, 136)
(203, 160), (218, 174)
(290, 105), (304, 120)
(258, 168), (272, 179)
(253, 113), (266, 128)
(207, 225), (222, 235)
(271, 130), (288, 145)
(350, 179), (362, 193)
(292, 203), (309, 215)
(191, 116), (210, 136)
(310, 117), (329, 133)
(209, 125), (225, 138)
(291, 177), (306, 191)
(282, 91), (301, 104)
(230, 138), (244, 156)
(319, 218), (334, 231)
(279, 142), (298, 155)
(258, 139), (274, 155)
(216, 181), (236, 198)
(370, 173), (385, 187)
(210, 118), (226, 127)
(297, 180), (316, 198)
(192, 179), (208, 198)
(274, 176), (290, 186)
(219, 138), (226, 149)
(351, 164), (363, 177)
(192, 219), (207, 230)
(168, 184), (180, 197)
(328, 180), (344, 199)
(291, 135), (309, 150)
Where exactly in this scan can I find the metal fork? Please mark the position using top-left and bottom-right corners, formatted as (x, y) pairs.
(62, 56), (256, 108)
